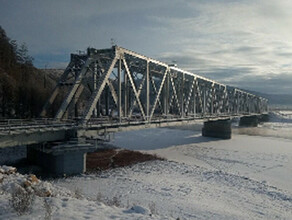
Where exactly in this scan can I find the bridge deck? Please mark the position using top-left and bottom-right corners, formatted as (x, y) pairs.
(0, 113), (267, 148)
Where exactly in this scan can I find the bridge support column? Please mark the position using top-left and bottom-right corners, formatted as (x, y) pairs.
(27, 140), (95, 176)
(239, 115), (258, 127)
(202, 119), (231, 139)
(258, 113), (269, 123)
(27, 145), (40, 164)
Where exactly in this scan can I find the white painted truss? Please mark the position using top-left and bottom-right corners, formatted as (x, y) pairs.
(41, 46), (268, 125)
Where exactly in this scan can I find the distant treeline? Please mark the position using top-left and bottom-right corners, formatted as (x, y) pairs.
(0, 26), (55, 118)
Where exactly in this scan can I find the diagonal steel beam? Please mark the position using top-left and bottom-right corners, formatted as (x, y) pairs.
(81, 56), (118, 122)
(73, 84), (84, 105)
(185, 77), (196, 112)
(55, 58), (92, 120)
(129, 74), (146, 118)
(106, 80), (119, 109)
(95, 55), (124, 116)
(66, 84), (84, 118)
(149, 68), (168, 121)
(40, 61), (74, 117)
(122, 57), (146, 120)
(169, 73), (181, 114)
(150, 74), (163, 112)
(196, 81), (203, 114)
(169, 93), (175, 109)
(220, 86), (227, 114)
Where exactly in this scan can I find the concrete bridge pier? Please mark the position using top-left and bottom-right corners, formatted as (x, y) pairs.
(27, 139), (96, 176)
(239, 115), (259, 127)
(202, 119), (231, 139)
(258, 113), (269, 123)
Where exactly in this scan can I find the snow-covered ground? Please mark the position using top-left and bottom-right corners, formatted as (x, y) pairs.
(53, 112), (292, 219)
(1, 111), (292, 219)
(0, 166), (168, 219)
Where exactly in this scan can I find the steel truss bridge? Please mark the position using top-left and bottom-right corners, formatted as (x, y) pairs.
(0, 46), (268, 148)
(41, 46), (268, 124)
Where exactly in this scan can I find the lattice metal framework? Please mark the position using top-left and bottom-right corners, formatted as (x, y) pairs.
(41, 46), (268, 124)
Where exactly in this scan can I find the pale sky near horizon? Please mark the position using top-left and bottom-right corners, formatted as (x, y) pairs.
(1, 0), (292, 94)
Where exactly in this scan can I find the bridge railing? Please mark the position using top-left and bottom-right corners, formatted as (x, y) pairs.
(0, 118), (78, 134)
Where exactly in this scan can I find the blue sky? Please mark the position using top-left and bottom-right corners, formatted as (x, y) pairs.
(1, 0), (292, 94)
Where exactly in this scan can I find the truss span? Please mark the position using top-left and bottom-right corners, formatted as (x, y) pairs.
(41, 46), (268, 125)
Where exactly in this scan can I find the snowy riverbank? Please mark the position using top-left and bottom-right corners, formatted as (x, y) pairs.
(55, 135), (291, 219)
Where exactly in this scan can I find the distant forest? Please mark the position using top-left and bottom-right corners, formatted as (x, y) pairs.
(0, 26), (55, 118)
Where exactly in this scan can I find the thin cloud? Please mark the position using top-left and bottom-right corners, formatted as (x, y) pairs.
(0, 0), (292, 94)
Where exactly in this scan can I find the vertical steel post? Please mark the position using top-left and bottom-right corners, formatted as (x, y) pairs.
(105, 86), (109, 116)
(118, 56), (122, 122)
(248, 95), (250, 113)
(124, 70), (128, 117)
(74, 96), (78, 118)
(203, 84), (206, 115)
(236, 90), (239, 114)
(211, 84), (214, 115)
(193, 77), (196, 116)
(93, 62), (97, 117)
(146, 60), (150, 121)
(224, 87), (227, 114)
(181, 73), (184, 118)
(163, 72), (166, 116)
(73, 63), (79, 119)
(165, 72), (169, 117)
